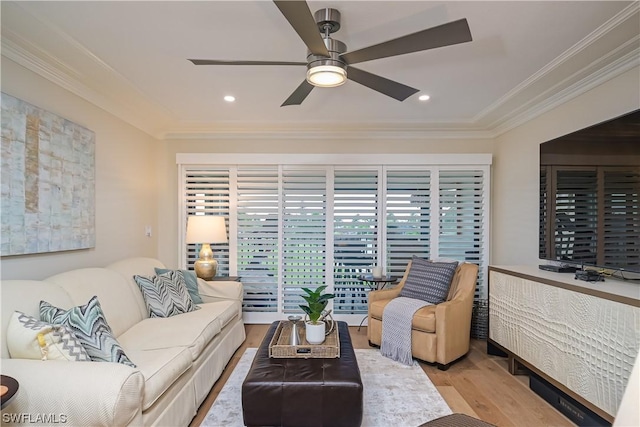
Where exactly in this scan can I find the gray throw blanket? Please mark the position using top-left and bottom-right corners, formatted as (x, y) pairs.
(381, 297), (432, 365)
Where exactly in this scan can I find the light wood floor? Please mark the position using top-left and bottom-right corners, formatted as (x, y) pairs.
(190, 324), (574, 427)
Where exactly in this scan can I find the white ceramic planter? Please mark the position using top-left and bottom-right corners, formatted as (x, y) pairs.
(305, 321), (326, 344)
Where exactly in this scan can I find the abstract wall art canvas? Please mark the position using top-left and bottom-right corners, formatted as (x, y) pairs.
(1, 93), (95, 256)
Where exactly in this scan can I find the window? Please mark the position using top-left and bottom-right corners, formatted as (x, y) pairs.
(178, 154), (491, 324)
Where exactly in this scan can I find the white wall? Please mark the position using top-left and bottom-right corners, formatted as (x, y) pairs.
(492, 66), (640, 266)
(157, 138), (495, 268)
(0, 59), (160, 279)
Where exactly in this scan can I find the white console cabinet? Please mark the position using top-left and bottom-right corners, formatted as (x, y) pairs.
(488, 266), (640, 422)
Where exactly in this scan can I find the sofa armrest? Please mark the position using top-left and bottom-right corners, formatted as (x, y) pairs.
(197, 278), (244, 302)
(1, 358), (144, 426)
(2, 359), (144, 426)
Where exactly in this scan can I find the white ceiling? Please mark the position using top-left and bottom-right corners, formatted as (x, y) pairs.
(2, 1), (638, 139)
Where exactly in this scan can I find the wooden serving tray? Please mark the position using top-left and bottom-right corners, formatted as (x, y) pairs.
(268, 320), (340, 358)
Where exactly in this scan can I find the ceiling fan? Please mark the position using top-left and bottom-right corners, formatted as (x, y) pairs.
(189, 1), (472, 107)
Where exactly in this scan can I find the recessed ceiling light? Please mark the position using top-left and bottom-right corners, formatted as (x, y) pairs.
(419, 95), (430, 101)
(224, 95), (236, 102)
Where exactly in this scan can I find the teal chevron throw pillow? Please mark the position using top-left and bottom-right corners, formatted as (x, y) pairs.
(134, 270), (197, 318)
(154, 268), (203, 304)
(39, 296), (136, 368)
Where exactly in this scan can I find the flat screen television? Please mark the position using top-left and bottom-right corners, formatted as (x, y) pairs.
(539, 109), (640, 274)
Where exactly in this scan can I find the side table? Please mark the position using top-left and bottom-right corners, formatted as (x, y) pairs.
(1, 375), (19, 409)
(357, 275), (400, 330)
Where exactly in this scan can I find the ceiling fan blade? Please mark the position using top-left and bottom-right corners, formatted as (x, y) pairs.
(341, 18), (472, 65)
(281, 80), (314, 106)
(189, 59), (306, 66)
(347, 67), (419, 101)
(273, 1), (330, 57)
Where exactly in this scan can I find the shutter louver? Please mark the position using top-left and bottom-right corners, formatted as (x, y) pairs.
(540, 167), (549, 260)
(554, 169), (598, 265)
(333, 170), (378, 314)
(184, 169), (230, 275)
(439, 170), (485, 297)
(282, 169), (327, 313)
(603, 169), (640, 270)
(386, 170), (430, 276)
(237, 168), (279, 312)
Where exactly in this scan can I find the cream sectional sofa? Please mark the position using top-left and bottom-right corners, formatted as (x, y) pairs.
(0, 257), (246, 426)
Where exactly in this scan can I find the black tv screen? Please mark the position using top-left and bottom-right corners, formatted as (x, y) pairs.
(539, 109), (640, 273)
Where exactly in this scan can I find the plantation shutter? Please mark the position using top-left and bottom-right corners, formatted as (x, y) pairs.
(438, 170), (486, 297)
(603, 168), (640, 270)
(184, 169), (230, 275)
(553, 168), (598, 265)
(282, 169), (327, 313)
(237, 168), (279, 312)
(539, 166), (549, 259)
(180, 155), (491, 323)
(333, 169), (379, 314)
(385, 170), (431, 276)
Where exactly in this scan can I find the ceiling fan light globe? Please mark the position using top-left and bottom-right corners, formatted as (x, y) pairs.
(306, 65), (347, 87)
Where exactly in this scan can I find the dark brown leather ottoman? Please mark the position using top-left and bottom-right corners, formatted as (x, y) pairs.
(242, 321), (363, 427)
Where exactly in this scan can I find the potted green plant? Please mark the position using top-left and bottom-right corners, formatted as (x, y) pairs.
(299, 285), (335, 344)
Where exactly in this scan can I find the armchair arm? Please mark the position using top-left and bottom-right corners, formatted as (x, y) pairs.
(197, 278), (243, 303)
(368, 287), (402, 305)
(434, 295), (474, 364)
(367, 264), (411, 311)
(1, 358), (144, 426)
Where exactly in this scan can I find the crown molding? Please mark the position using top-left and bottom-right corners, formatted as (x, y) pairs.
(490, 42), (640, 138)
(161, 125), (494, 141)
(473, 2), (640, 128)
(2, 34), (166, 138)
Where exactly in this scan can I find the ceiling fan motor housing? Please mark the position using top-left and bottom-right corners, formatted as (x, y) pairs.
(307, 37), (347, 71)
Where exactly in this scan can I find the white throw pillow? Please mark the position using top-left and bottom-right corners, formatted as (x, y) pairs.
(7, 311), (90, 362)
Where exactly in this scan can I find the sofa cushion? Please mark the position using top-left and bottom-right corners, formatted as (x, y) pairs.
(116, 301), (236, 361)
(200, 300), (240, 330)
(155, 268), (203, 304)
(134, 270), (197, 318)
(40, 296), (136, 367)
(400, 257), (459, 304)
(45, 268), (144, 337)
(370, 298), (437, 333)
(1, 280), (73, 359)
(7, 311), (90, 361)
(123, 347), (193, 411)
(106, 257), (168, 321)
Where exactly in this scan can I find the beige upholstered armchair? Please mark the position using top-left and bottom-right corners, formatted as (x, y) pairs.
(367, 260), (479, 370)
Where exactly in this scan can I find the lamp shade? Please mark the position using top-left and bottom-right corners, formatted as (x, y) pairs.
(186, 215), (228, 244)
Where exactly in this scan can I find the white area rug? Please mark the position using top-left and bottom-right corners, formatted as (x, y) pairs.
(202, 348), (452, 427)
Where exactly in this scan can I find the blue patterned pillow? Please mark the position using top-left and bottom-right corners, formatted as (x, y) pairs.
(400, 256), (459, 304)
(39, 296), (136, 367)
(134, 270), (197, 318)
(154, 268), (203, 304)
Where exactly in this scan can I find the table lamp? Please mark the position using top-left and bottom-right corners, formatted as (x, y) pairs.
(186, 215), (228, 280)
